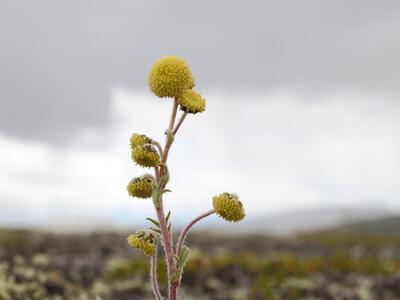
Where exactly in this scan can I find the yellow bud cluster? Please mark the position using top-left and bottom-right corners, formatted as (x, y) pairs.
(212, 193), (245, 222)
(127, 175), (154, 199)
(127, 230), (157, 256)
(177, 90), (206, 114)
(131, 144), (160, 168)
(148, 56), (195, 98)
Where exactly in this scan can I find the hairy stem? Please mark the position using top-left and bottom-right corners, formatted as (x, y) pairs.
(153, 140), (163, 157)
(154, 98), (179, 300)
(170, 282), (178, 300)
(156, 202), (175, 299)
(154, 167), (160, 182)
(168, 99), (179, 134)
(170, 210), (215, 298)
(173, 112), (187, 135)
(176, 210), (215, 257)
(161, 99), (178, 168)
(150, 245), (163, 300)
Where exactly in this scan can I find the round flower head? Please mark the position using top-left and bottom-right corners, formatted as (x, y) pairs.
(177, 90), (206, 114)
(127, 230), (157, 256)
(127, 175), (154, 199)
(212, 193), (245, 222)
(132, 144), (160, 168)
(130, 133), (152, 150)
(148, 56), (195, 98)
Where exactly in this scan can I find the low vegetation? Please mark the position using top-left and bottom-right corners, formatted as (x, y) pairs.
(0, 229), (399, 299)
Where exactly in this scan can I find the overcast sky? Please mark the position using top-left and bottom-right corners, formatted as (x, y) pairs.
(0, 1), (399, 230)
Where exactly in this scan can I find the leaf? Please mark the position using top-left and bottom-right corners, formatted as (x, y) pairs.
(146, 217), (160, 228)
(165, 211), (171, 223)
(173, 245), (190, 283)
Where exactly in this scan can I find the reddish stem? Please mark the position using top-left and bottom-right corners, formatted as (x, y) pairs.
(150, 246), (163, 300)
(173, 112), (187, 135)
(168, 99), (178, 134)
(154, 99), (179, 300)
(170, 282), (179, 299)
(176, 210), (215, 257)
(154, 141), (163, 157)
(156, 204), (175, 299)
(161, 99), (180, 169)
(154, 167), (159, 182)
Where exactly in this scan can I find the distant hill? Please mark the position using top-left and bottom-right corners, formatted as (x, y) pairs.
(3, 205), (396, 236)
(212, 206), (390, 236)
(336, 215), (400, 235)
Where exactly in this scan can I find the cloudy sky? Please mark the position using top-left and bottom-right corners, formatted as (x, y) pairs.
(0, 1), (399, 230)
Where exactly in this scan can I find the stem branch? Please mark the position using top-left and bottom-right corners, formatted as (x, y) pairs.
(161, 99), (178, 167)
(176, 210), (215, 257)
(168, 99), (178, 133)
(153, 141), (163, 157)
(154, 167), (160, 182)
(173, 112), (187, 135)
(150, 245), (163, 300)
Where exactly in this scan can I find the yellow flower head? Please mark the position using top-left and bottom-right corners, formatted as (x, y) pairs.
(127, 230), (157, 256)
(212, 193), (245, 222)
(132, 144), (160, 168)
(148, 56), (195, 98)
(177, 90), (206, 114)
(130, 133), (152, 150)
(127, 175), (154, 199)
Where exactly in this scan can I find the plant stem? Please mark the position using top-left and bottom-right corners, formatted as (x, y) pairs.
(154, 98), (179, 300)
(156, 203), (175, 299)
(170, 282), (178, 300)
(176, 210), (215, 257)
(168, 99), (179, 133)
(154, 167), (159, 182)
(150, 245), (163, 300)
(173, 112), (187, 135)
(161, 99), (178, 168)
(153, 141), (163, 157)
(170, 210), (215, 298)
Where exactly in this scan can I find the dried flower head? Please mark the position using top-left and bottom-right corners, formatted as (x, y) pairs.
(177, 90), (206, 114)
(148, 56), (195, 98)
(212, 193), (245, 222)
(132, 144), (160, 167)
(127, 230), (157, 256)
(127, 175), (154, 198)
(130, 133), (152, 150)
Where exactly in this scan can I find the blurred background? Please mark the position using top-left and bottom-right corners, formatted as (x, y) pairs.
(0, 1), (400, 299)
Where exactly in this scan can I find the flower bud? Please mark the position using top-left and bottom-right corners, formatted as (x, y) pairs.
(177, 90), (206, 114)
(130, 133), (152, 150)
(127, 230), (157, 256)
(212, 193), (245, 222)
(132, 144), (160, 168)
(148, 56), (195, 98)
(127, 175), (154, 199)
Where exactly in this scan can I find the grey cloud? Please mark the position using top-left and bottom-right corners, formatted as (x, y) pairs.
(0, 0), (399, 142)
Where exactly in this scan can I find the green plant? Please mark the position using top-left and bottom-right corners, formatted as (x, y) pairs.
(126, 56), (246, 300)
